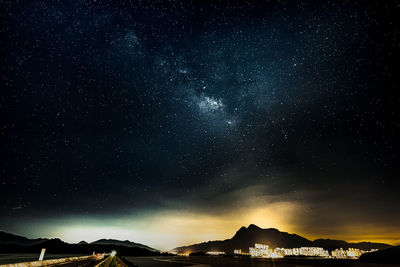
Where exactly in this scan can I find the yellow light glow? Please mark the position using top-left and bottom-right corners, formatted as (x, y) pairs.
(29, 194), (398, 251)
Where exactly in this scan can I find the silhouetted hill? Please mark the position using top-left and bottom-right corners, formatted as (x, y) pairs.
(0, 231), (48, 246)
(313, 238), (390, 251)
(231, 224), (313, 249)
(0, 240), (159, 256)
(77, 240), (88, 245)
(171, 224), (391, 254)
(359, 245), (400, 264)
(91, 239), (156, 251)
(171, 224), (312, 253)
(0, 231), (159, 256)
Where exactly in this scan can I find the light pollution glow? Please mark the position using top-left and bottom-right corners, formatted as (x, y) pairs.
(17, 201), (300, 251)
(12, 200), (400, 251)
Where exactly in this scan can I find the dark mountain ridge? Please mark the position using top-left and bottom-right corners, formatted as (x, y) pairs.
(91, 239), (156, 251)
(171, 224), (391, 253)
(0, 231), (48, 246)
(312, 238), (390, 251)
(0, 238), (159, 256)
(0, 231), (159, 256)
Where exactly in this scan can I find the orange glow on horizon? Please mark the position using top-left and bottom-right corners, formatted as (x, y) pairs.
(31, 199), (399, 250)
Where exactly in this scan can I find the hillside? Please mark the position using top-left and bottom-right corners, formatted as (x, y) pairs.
(91, 239), (157, 252)
(0, 231), (158, 256)
(0, 231), (48, 246)
(171, 224), (391, 253)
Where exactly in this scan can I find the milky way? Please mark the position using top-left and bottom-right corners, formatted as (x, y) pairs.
(0, 0), (399, 249)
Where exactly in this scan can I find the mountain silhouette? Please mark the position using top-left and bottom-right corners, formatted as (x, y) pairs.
(0, 231), (48, 246)
(91, 239), (156, 251)
(171, 224), (391, 253)
(0, 231), (159, 256)
(312, 238), (390, 251)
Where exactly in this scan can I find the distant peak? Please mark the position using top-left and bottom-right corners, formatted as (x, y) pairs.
(247, 224), (261, 230)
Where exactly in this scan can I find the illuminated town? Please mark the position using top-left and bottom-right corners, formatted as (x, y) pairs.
(233, 243), (379, 259)
(182, 243), (379, 260)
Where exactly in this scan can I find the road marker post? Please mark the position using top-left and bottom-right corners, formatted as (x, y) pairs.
(38, 248), (46, 261)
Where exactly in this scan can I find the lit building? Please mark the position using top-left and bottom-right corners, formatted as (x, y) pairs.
(247, 243), (378, 260)
(206, 251), (225, 256)
(234, 249), (249, 255)
(249, 243), (272, 257)
(250, 245), (330, 258)
(331, 248), (378, 259)
(234, 249), (241, 255)
(249, 244), (283, 258)
(177, 253), (190, 257)
(299, 247), (330, 257)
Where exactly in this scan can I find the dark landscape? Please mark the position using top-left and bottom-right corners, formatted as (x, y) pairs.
(0, 231), (160, 256)
(124, 256), (400, 267)
(359, 245), (400, 265)
(1, 0), (399, 266)
(1, 226), (400, 266)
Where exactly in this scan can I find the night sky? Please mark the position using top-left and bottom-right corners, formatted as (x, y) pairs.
(1, 0), (399, 250)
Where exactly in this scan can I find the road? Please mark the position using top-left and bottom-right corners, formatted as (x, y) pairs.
(124, 256), (400, 267)
(3, 255), (399, 267)
(56, 257), (100, 267)
(0, 255), (103, 267)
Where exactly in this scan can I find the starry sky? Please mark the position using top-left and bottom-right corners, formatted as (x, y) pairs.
(1, 0), (399, 250)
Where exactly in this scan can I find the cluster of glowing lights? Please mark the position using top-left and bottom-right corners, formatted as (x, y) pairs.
(234, 249), (241, 254)
(244, 243), (378, 259)
(276, 247), (330, 257)
(331, 248), (378, 259)
(176, 252), (190, 257)
(206, 251), (226, 256)
(249, 243), (283, 258)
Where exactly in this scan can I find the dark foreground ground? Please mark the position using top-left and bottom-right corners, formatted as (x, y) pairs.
(125, 256), (400, 267)
(1, 255), (399, 267)
(0, 254), (85, 265)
